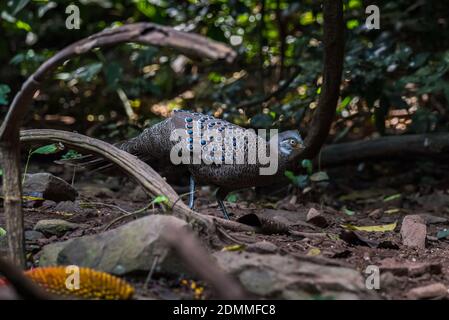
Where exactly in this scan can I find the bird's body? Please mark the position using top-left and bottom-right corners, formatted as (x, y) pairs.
(70, 110), (305, 218)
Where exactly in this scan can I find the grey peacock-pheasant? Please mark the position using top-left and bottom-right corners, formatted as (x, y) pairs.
(70, 110), (305, 219)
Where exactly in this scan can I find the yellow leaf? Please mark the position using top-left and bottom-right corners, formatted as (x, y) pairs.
(221, 244), (245, 252)
(22, 196), (45, 201)
(385, 208), (400, 214)
(307, 248), (321, 256)
(0, 195), (45, 201)
(341, 221), (397, 232)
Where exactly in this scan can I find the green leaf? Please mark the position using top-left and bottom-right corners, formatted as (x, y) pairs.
(151, 195), (169, 205)
(0, 168), (3, 177)
(284, 171), (309, 188)
(301, 159), (313, 175)
(56, 63), (103, 82)
(342, 206), (356, 216)
(383, 194), (402, 202)
(61, 150), (82, 160)
(226, 194), (238, 203)
(32, 143), (65, 155)
(0, 84), (11, 105)
(437, 229), (449, 240)
(346, 19), (360, 30)
(15, 20), (32, 32)
(0, 227), (6, 237)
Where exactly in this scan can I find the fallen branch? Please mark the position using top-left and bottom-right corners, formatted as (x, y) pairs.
(0, 22), (236, 267)
(320, 133), (449, 166)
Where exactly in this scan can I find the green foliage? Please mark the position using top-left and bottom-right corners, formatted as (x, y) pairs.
(151, 195), (169, 206)
(0, 84), (10, 105)
(62, 150), (82, 160)
(0, 0), (448, 189)
(31, 143), (65, 155)
(226, 193), (238, 203)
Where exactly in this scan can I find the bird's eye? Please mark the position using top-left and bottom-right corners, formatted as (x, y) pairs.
(289, 139), (297, 146)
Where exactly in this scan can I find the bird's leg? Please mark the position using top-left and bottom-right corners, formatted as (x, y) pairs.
(188, 175), (195, 209)
(216, 188), (230, 220)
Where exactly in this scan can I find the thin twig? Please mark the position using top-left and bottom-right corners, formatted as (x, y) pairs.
(144, 255), (160, 289)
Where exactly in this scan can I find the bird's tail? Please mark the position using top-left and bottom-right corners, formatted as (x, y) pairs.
(55, 139), (153, 174)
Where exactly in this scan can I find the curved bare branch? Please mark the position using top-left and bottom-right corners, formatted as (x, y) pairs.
(0, 22), (236, 141)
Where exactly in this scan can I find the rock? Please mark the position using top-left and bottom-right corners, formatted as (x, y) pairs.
(407, 283), (448, 299)
(25, 230), (45, 241)
(39, 215), (189, 276)
(23, 173), (77, 202)
(41, 200), (57, 210)
(213, 251), (376, 299)
(379, 258), (442, 277)
(400, 215), (427, 249)
(306, 208), (329, 228)
(34, 219), (80, 237)
(54, 201), (83, 214)
(246, 241), (278, 254)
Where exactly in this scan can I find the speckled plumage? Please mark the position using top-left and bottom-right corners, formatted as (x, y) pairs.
(118, 110), (298, 193)
(69, 110), (304, 218)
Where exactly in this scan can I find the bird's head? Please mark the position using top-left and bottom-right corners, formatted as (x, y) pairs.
(278, 130), (305, 160)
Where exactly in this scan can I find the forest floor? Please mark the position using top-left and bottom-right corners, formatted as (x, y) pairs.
(1, 159), (449, 300)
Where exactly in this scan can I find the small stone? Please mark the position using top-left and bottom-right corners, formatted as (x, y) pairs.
(23, 173), (77, 202)
(407, 283), (448, 299)
(25, 230), (45, 241)
(54, 201), (82, 214)
(400, 215), (427, 249)
(306, 208), (329, 228)
(34, 219), (80, 237)
(41, 200), (57, 209)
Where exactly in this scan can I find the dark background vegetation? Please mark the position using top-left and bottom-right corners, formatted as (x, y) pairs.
(0, 0), (448, 154)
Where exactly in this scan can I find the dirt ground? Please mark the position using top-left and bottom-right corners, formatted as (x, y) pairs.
(1, 159), (449, 300)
